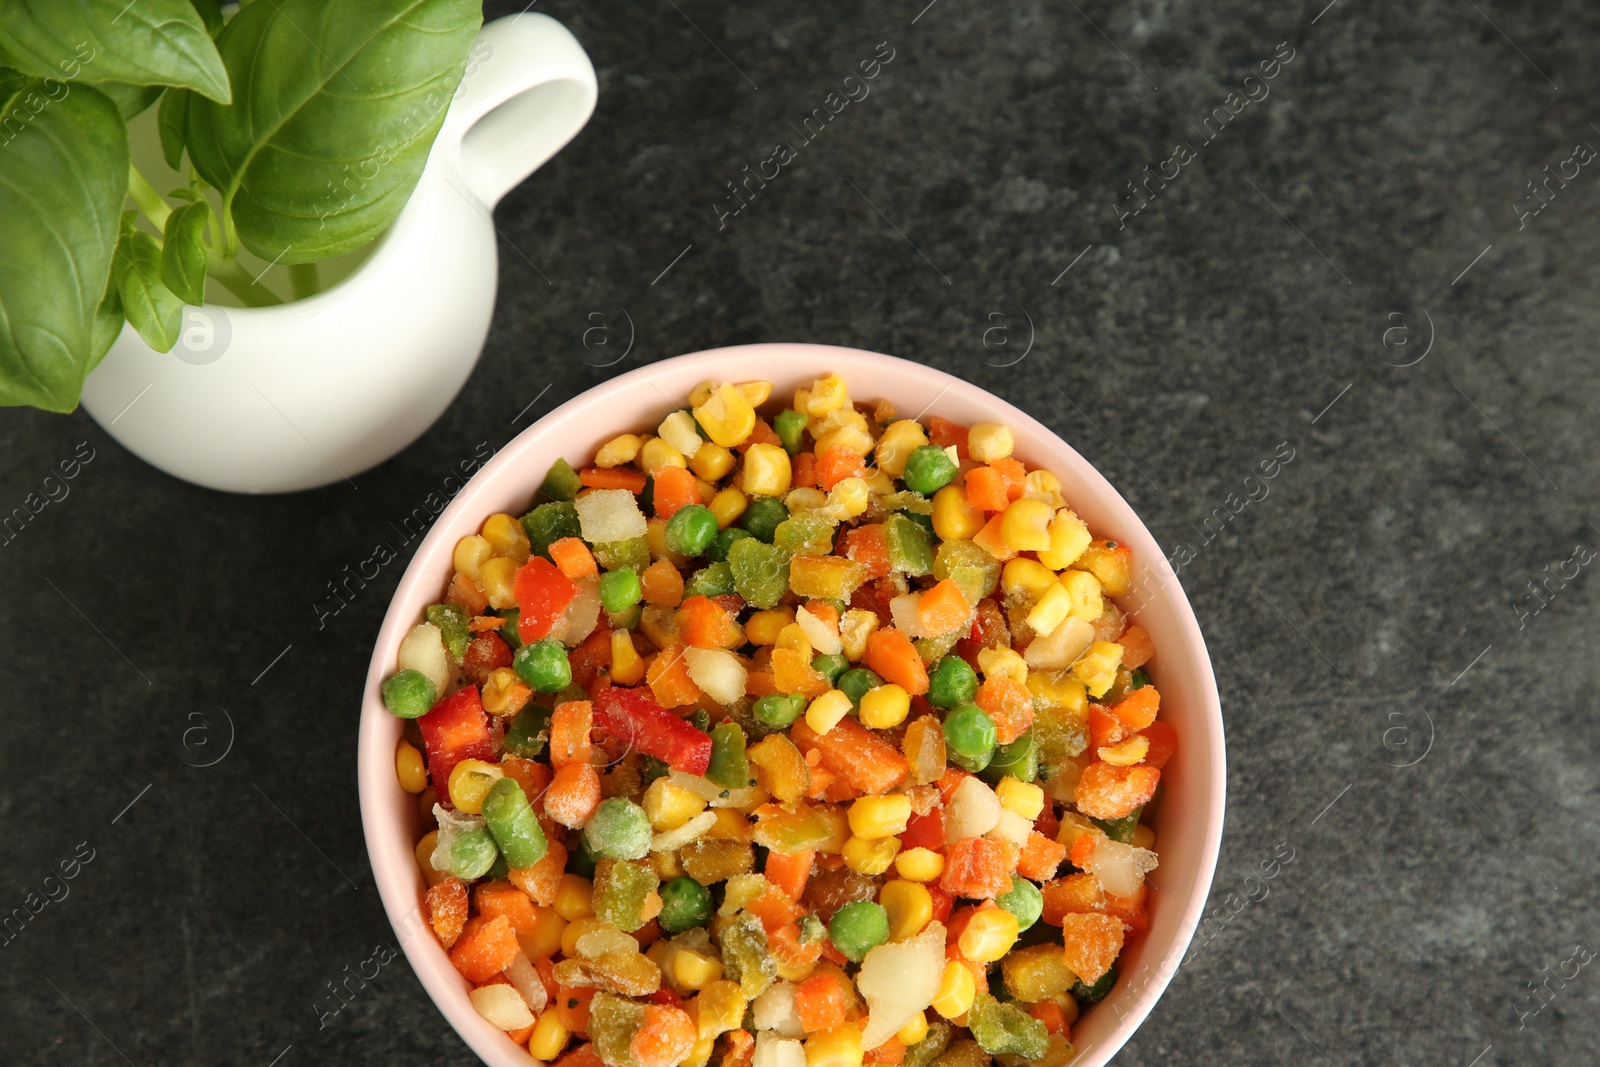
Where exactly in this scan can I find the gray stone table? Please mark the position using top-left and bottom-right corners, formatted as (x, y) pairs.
(2, 1), (1596, 1064)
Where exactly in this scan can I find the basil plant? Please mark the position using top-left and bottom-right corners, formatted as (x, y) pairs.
(0, 0), (483, 412)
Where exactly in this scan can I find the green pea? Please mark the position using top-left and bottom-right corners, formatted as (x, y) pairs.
(995, 876), (1043, 932)
(684, 562), (736, 598)
(927, 656), (978, 709)
(440, 827), (498, 880)
(754, 692), (807, 727)
(943, 703), (997, 772)
(710, 527), (753, 563)
(773, 409), (809, 455)
(665, 505), (719, 557)
(381, 669), (436, 719)
(902, 445), (959, 495)
(481, 778), (548, 869)
(828, 900), (890, 962)
(658, 877), (714, 933)
(740, 497), (790, 543)
(811, 653), (850, 684)
(836, 667), (884, 709)
(514, 639), (571, 693)
(598, 568), (642, 613)
(584, 798), (652, 860)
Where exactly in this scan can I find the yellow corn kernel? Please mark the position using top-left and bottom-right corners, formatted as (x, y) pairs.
(958, 907), (1020, 962)
(848, 795), (912, 839)
(553, 874), (595, 921)
(786, 487), (829, 514)
(644, 777), (708, 831)
(804, 374), (850, 417)
(896, 1011), (930, 1047)
(640, 436), (688, 475)
(880, 879), (934, 941)
(528, 1008), (570, 1061)
(696, 979), (748, 1037)
(1026, 670), (1087, 713)
(894, 847), (945, 883)
(651, 849), (684, 881)
(709, 486), (748, 529)
(691, 443), (735, 482)
(931, 484), (985, 542)
(415, 830), (446, 886)
(1099, 735), (1151, 766)
(995, 777), (1045, 821)
(611, 630), (646, 685)
(1057, 568), (1104, 623)
(482, 512), (532, 562)
(841, 834), (900, 875)
(1023, 470), (1063, 508)
(480, 556), (519, 609)
(708, 808), (755, 841)
(806, 1023), (863, 1067)
(1055, 811), (1098, 849)
(684, 1033), (716, 1067)
(695, 383), (758, 447)
(737, 381), (773, 407)
(812, 409), (875, 458)
(776, 623), (814, 660)
(967, 423), (1014, 464)
(742, 443), (792, 497)
(1071, 640), (1125, 698)
(745, 608), (795, 646)
(595, 433), (643, 468)
(694, 477), (718, 504)
(859, 683), (911, 730)
(1077, 539), (1132, 596)
(805, 690), (852, 735)
(932, 960), (976, 1019)
(689, 380), (719, 407)
(659, 410), (705, 459)
(518, 907), (566, 961)
(838, 609), (879, 661)
(976, 647), (1028, 685)
(560, 915), (611, 958)
(453, 534), (494, 582)
(1025, 583), (1074, 638)
(874, 419), (930, 478)
(447, 758), (503, 815)
(482, 667), (532, 717)
(395, 740), (427, 793)
(825, 477), (871, 519)
(674, 949), (724, 990)
(1001, 558), (1058, 602)
(1037, 509), (1091, 570)
(1000, 498), (1055, 553)
(638, 606), (677, 650)
(1131, 823), (1157, 850)
(861, 468), (895, 496)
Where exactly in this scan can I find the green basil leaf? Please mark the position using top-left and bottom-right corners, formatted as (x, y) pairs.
(88, 277), (124, 372)
(190, 0), (224, 35)
(114, 224), (183, 352)
(93, 80), (163, 120)
(157, 85), (188, 168)
(0, 76), (126, 412)
(160, 201), (209, 305)
(0, 0), (231, 103)
(186, 0), (480, 264)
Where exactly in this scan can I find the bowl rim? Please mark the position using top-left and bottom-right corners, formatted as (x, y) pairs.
(359, 342), (1226, 1067)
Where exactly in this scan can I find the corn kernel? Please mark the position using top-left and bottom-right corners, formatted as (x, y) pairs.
(859, 683), (911, 730)
(743, 443), (792, 497)
(611, 630), (645, 685)
(812, 409), (875, 457)
(745, 608), (795, 646)
(1077, 539), (1132, 596)
(1025, 670), (1087, 713)
(659, 410), (705, 459)
(894, 847), (945, 883)
(994, 777), (1045, 821)
(674, 949), (724, 990)
(1022, 470), (1063, 508)
(453, 534), (493, 581)
(880, 879), (934, 941)
(689, 380), (719, 407)
(1001, 558), (1057, 602)
(595, 433), (643, 468)
(553, 874), (595, 921)
(415, 830), (446, 886)
(874, 420), (930, 478)
(482, 667), (532, 717)
(1071, 640), (1125, 698)
(804, 690), (852, 735)
(691, 443), (735, 482)
(737, 380), (773, 407)
(652, 849), (684, 881)
(804, 374), (850, 417)
(560, 915), (611, 957)
(957, 907), (1019, 962)
(516, 907), (566, 964)
(785, 487), (828, 513)
(695, 383), (758, 447)
(932, 960), (976, 1019)
(448, 758), (503, 814)
(825, 477), (871, 519)
(806, 1022), (864, 1067)
(395, 740), (427, 793)
(694, 476), (718, 503)
(1058, 569), (1104, 623)
(1098, 735), (1151, 766)
(1131, 823), (1157, 849)
(1037, 509), (1091, 570)
(838, 609), (879, 661)
(967, 423), (1014, 463)
(976, 646), (1028, 685)
(1026, 583), (1073, 638)
(480, 556), (519, 609)
(842, 834), (900, 875)
(896, 1012), (930, 1047)
(697, 980), (749, 1037)
(932, 485), (985, 542)
(483, 513), (532, 562)
(1000, 498), (1055, 553)
(861, 468), (895, 496)
(708, 486), (748, 529)
(848, 795), (912, 839)
(528, 1008), (570, 1061)
(644, 777), (709, 831)
(776, 622), (814, 659)
(708, 808), (754, 841)
(640, 436), (688, 474)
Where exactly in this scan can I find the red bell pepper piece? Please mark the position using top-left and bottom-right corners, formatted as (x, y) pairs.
(901, 806), (945, 852)
(416, 685), (494, 799)
(592, 685), (712, 775)
(515, 556), (579, 644)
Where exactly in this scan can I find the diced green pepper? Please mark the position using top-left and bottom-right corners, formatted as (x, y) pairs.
(594, 536), (652, 574)
(520, 500), (581, 559)
(1129, 667), (1152, 690)
(589, 992), (647, 1067)
(933, 539), (1001, 605)
(501, 703), (552, 759)
(904, 1021), (953, 1067)
(706, 722), (750, 790)
(592, 858), (661, 932)
(540, 457), (583, 501)
(425, 603), (471, 663)
(967, 992), (1049, 1059)
(720, 912), (777, 998)
(982, 729), (1038, 785)
(1091, 807), (1142, 843)
(884, 513), (934, 576)
(773, 514), (837, 557)
(727, 538), (791, 609)
(496, 607), (524, 649)
(710, 527), (753, 563)
(684, 562), (736, 598)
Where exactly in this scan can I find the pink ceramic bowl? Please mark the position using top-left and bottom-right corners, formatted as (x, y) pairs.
(359, 343), (1226, 1067)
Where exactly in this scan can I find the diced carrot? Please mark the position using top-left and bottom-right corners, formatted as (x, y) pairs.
(971, 514), (1015, 561)
(989, 458), (1027, 501)
(567, 626), (614, 693)
(815, 446), (866, 491)
(745, 670), (777, 697)
(1139, 720), (1178, 770)
(764, 848), (815, 901)
(797, 971), (850, 1033)
(804, 761), (838, 800)
(631, 1004), (697, 1067)
(677, 595), (743, 649)
(791, 716), (909, 796)
(549, 537), (599, 580)
(651, 467), (699, 519)
(543, 763), (602, 828)
(508, 1021), (537, 1044)
(1102, 882), (1150, 936)
(926, 417), (970, 461)
(821, 777), (859, 804)
(793, 451), (818, 489)
(646, 642), (704, 708)
(448, 572), (490, 615)
(1016, 831), (1068, 882)
(1040, 873), (1106, 926)
(1060, 912), (1124, 984)
(746, 886), (805, 935)
(555, 1044), (604, 1067)
(1111, 686), (1159, 732)
(721, 1029), (756, 1067)
(935, 766), (971, 804)
(736, 417), (781, 453)
(1117, 624), (1154, 669)
(917, 579), (972, 636)
(1075, 762), (1160, 820)
(425, 876), (469, 949)
(803, 600), (840, 630)
(632, 917), (663, 948)
(770, 921), (824, 973)
(975, 676), (1034, 745)
(556, 986), (595, 1034)
(841, 523), (891, 581)
(469, 614), (507, 632)
(449, 913), (520, 983)
(1088, 704), (1126, 750)
(939, 837), (1011, 899)
(771, 646), (832, 698)
(963, 467), (1010, 513)
(1029, 999), (1068, 1036)
(508, 838), (568, 907)
(865, 1037), (906, 1064)
(863, 628), (929, 696)
(640, 558), (685, 607)
(1069, 830), (1101, 871)
(549, 700), (594, 768)
(474, 880), (537, 933)
(499, 755), (553, 806)
(579, 466), (648, 492)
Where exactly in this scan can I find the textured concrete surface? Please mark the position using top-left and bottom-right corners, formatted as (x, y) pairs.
(2, 1), (1597, 1064)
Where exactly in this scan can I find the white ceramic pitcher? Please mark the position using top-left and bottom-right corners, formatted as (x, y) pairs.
(79, 13), (597, 494)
